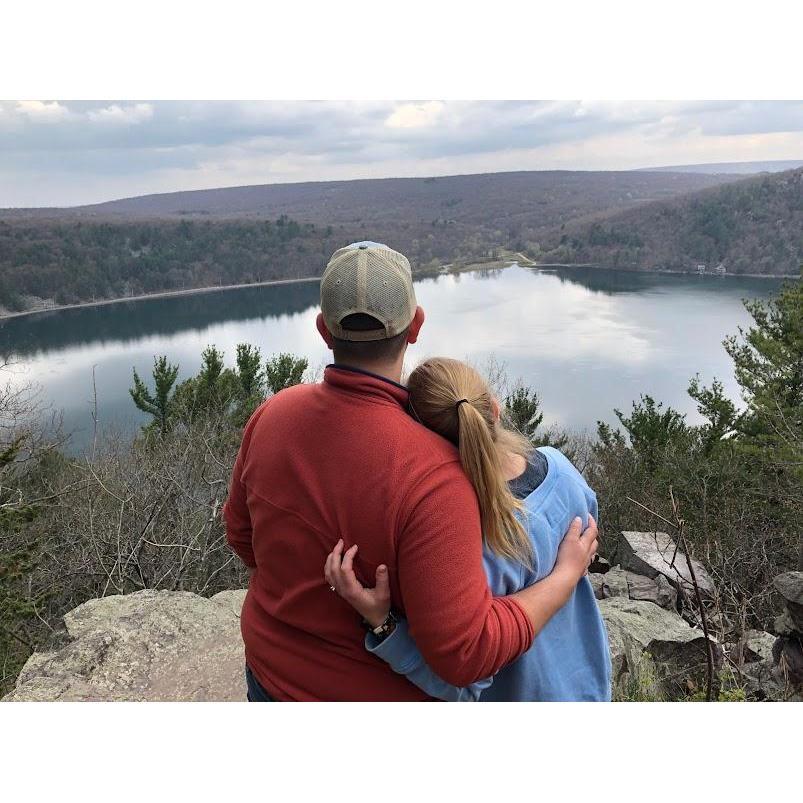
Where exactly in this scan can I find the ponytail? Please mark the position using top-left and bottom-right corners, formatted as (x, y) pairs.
(456, 402), (533, 568)
(407, 357), (533, 569)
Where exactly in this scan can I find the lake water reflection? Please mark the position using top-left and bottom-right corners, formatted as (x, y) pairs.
(0, 265), (785, 451)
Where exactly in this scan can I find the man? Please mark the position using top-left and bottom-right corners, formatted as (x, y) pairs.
(224, 241), (598, 700)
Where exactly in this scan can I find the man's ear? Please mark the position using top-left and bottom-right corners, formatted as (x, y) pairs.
(406, 306), (426, 344)
(316, 313), (334, 350)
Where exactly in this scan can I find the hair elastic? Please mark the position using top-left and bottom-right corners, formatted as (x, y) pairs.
(455, 398), (470, 411)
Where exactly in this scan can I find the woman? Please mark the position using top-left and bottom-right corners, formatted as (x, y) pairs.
(325, 357), (611, 701)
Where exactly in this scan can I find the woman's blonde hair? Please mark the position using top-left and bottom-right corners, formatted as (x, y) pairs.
(407, 357), (534, 568)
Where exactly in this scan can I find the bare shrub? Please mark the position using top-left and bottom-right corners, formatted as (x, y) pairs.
(27, 416), (247, 623)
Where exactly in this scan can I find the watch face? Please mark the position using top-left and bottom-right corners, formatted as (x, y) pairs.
(372, 613), (396, 637)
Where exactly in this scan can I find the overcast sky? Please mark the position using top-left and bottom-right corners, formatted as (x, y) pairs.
(1, 100), (802, 208)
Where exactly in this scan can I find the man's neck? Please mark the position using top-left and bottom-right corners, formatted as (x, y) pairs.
(331, 357), (405, 386)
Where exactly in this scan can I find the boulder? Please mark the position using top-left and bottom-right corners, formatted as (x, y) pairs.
(772, 635), (803, 688)
(616, 531), (716, 598)
(3, 584), (729, 702)
(773, 571), (803, 606)
(626, 573), (678, 611)
(739, 658), (798, 701)
(774, 608), (799, 637)
(588, 573), (606, 600)
(2, 589), (249, 702)
(773, 572), (803, 632)
(589, 567), (677, 611)
(599, 596), (722, 694)
(601, 566), (629, 599)
(742, 630), (777, 664)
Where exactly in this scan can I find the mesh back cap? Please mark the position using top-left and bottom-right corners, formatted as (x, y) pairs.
(321, 241), (417, 341)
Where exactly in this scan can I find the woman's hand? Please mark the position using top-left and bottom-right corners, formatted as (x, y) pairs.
(324, 540), (391, 628)
(511, 515), (600, 636)
(554, 515), (599, 584)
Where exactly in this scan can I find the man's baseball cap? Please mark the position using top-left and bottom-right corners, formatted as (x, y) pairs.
(320, 241), (417, 342)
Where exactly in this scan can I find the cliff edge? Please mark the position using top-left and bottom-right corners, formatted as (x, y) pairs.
(3, 532), (796, 701)
(2, 589), (248, 702)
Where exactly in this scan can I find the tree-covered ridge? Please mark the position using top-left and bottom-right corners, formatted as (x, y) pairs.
(0, 216), (341, 312)
(0, 169), (798, 315)
(542, 168), (803, 275)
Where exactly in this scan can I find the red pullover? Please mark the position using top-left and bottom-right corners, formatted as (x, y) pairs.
(223, 365), (534, 701)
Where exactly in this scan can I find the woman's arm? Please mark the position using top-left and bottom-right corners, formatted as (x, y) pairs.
(366, 619), (493, 702)
(324, 519), (598, 700)
(325, 542), (489, 700)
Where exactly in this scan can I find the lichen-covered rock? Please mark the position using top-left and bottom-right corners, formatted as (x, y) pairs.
(600, 566), (629, 599)
(773, 571), (803, 606)
(2, 589), (248, 702)
(615, 531), (716, 598)
(588, 573), (606, 600)
(4, 585), (729, 702)
(741, 630), (777, 663)
(598, 596), (722, 693)
(773, 572), (803, 632)
(625, 573), (678, 611)
(590, 567), (677, 611)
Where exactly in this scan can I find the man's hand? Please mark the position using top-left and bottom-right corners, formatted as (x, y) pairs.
(324, 540), (391, 628)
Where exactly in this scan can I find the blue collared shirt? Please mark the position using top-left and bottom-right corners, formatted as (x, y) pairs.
(366, 447), (612, 701)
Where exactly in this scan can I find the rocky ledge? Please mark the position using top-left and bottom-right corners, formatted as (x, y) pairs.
(3, 532), (799, 702)
(2, 589), (249, 702)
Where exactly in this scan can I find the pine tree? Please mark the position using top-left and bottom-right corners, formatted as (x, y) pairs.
(503, 385), (544, 440)
(171, 346), (240, 426)
(265, 353), (308, 395)
(687, 376), (739, 454)
(727, 268), (803, 567)
(233, 344), (265, 425)
(194, 346), (226, 410)
(598, 395), (688, 473)
(726, 270), (803, 456)
(129, 355), (179, 436)
(235, 344), (264, 400)
(690, 267), (803, 567)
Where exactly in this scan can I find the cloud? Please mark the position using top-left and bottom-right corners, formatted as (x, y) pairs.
(15, 100), (70, 122)
(87, 103), (154, 125)
(0, 100), (802, 206)
(385, 101), (444, 129)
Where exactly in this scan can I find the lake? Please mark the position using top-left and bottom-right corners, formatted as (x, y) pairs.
(0, 265), (785, 452)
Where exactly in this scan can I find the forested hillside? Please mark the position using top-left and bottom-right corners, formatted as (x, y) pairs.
(2, 170), (740, 314)
(2, 167), (799, 314)
(0, 217), (342, 312)
(541, 168), (803, 275)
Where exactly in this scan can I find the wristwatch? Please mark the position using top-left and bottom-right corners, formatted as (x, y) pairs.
(363, 611), (397, 642)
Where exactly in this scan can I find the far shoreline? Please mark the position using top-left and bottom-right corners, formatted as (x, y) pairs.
(0, 262), (795, 323)
(0, 275), (323, 322)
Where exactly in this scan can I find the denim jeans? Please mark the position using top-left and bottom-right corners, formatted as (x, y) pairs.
(245, 664), (275, 702)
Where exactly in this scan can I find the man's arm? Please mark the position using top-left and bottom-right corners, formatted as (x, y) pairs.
(396, 464), (534, 688)
(326, 510), (598, 697)
(223, 401), (270, 569)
